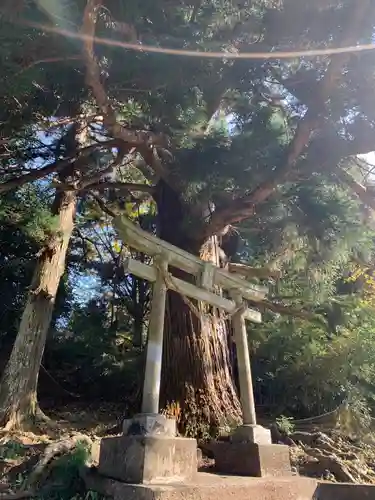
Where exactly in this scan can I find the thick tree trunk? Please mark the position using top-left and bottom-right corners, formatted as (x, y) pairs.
(0, 188), (77, 429)
(155, 181), (242, 437)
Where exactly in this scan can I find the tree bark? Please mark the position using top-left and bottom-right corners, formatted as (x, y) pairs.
(0, 187), (77, 429)
(155, 181), (242, 437)
(0, 120), (87, 430)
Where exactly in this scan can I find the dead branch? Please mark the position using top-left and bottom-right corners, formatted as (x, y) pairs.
(136, 145), (175, 185)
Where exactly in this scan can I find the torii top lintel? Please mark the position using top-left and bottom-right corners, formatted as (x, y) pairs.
(114, 216), (268, 303)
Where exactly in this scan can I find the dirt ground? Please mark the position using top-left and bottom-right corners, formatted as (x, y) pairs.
(1, 404), (375, 500)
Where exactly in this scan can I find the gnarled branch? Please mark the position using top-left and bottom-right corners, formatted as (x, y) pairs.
(0, 141), (116, 195)
(80, 0), (173, 186)
(201, 1), (371, 239)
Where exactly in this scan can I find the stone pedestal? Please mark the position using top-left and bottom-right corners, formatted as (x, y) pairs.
(98, 434), (197, 484)
(98, 413), (197, 485)
(231, 424), (272, 444)
(122, 413), (176, 437)
(213, 425), (291, 477)
(83, 467), (320, 500)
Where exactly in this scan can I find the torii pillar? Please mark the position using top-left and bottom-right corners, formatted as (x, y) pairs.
(98, 255), (197, 485)
(213, 292), (291, 477)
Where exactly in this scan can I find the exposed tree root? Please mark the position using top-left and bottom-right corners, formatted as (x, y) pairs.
(0, 406), (63, 439)
(287, 429), (375, 484)
(302, 447), (357, 483)
(0, 433), (93, 500)
(0, 404), (57, 433)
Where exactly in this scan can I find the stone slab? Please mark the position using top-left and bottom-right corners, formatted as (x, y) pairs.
(82, 468), (319, 500)
(98, 435), (197, 484)
(231, 424), (272, 444)
(123, 414), (176, 437)
(315, 482), (375, 500)
(213, 441), (291, 477)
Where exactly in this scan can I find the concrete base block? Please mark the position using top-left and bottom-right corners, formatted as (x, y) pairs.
(83, 468), (319, 500)
(315, 482), (375, 500)
(123, 414), (176, 437)
(213, 442), (291, 477)
(231, 424), (272, 444)
(98, 435), (197, 484)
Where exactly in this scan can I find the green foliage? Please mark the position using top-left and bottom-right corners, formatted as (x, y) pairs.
(2, 0), (375, 437)
(38, 441), (92, 500)
(276, 415), (295, 435)
(45, 297), (144, 404)
(0, 185), (59, 345)
(250, 301), (375, 417)
(0, 187), (59, 244)
(0, 441), (27, 460)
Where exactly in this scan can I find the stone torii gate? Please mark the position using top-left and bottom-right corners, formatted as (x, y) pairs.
(97, 216), (291, 484)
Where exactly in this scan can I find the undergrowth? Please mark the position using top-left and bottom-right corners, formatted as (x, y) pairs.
(1, 438), (107, 500)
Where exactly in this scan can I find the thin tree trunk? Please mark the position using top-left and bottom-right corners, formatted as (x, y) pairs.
(0, 188), (77, 429)
(155, 181), (242, 437)
(0, 122), (87, 429)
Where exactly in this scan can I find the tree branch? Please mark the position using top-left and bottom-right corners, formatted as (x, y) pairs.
(201, 1), (370, 238)
(80, 0), (174, 185)
(228, 263), (281, 280)
(0, 141), (116, 194)
(252, 299), (325, 324)
(16, 55), (82, 75)
(53, 180), (155, 195)
(91, 193), (117, 217)
(334, 167), (375, 212)
(79, 144), (131, 189)
(86, 182), (155, 194)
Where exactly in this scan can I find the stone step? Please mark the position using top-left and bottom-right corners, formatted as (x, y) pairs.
(83, 468), (375, 500)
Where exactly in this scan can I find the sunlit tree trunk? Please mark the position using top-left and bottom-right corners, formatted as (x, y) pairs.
(0, 123), (86, 429)
(155, 181), (242, 437)
(0, 189), (77, 429)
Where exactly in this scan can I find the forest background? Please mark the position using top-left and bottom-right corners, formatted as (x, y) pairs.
(2, 0), (375, 438)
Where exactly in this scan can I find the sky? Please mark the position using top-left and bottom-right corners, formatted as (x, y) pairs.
(363, 152), (375, 166)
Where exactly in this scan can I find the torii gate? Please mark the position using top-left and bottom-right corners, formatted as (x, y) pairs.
(97, 216), (291, 484)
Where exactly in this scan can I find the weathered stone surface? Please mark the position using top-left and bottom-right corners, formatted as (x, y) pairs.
(83, 468), (319, 500)
(213, 442), (291, 477)
(315, 482), (375, 500)
(90, 440), (101, 466)
(231, 424), (272, 444)
(122, 414), (176, 437)
(98, 435), (197, 484)
(84, 466), (375, 500)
